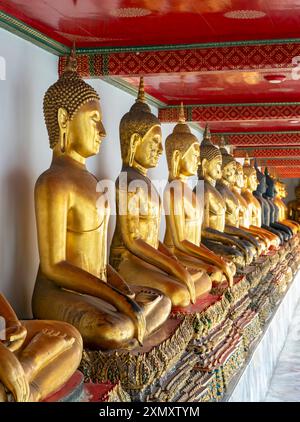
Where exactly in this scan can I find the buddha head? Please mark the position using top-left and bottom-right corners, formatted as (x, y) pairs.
(235, 161), (245, 189)
(199, 124), (222, 183)
(119, 77), (162, 172)
(219, 139), (237, 185)
(254, 159), (267, 194)
(243, 156), (258, 192)
(265, 168), (276, 198)
(165, 103), (200, 180)
(275, 180), (284, 199)
(43, 47), (106, 159)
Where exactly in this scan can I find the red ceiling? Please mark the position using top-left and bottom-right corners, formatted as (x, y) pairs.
(3, 0), (300, 48)
(120, 71), (300, 105)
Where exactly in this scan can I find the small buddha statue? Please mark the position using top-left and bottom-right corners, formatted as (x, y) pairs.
(32, 51), (171, 350)
(216, 143), (261, 261)
(194, 124), (250, 270)
(242, 158), (280, 248)
(163, 105), (233, 286)
(0, 293), (82, 401)
(288, 184), (300, 222)
(110, 79), (214, 307)
(264, 168), (293, 240)
(232, 161), (270, 252)
(274, 180), (300, 233)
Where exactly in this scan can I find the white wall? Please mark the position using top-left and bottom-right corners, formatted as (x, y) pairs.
(0, 29), (56, 317)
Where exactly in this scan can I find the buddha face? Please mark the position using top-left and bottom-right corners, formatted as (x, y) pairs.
(202, 156), (222, 181)
(134, 125), (163, 169)
(180, 143), (200, 177)
(247, 173), (259, 192)
(222, 161), (237, 184)
(64, 100), (106, 158)
(235, 165), (244, 189)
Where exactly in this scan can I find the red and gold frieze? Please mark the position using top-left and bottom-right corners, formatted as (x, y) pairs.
(59, 42), (300, 77)
(158, 104), (300, 123)
(234, 148), (300, 158)
(257, 159), (300, 167)
(211, 133), (300, 147)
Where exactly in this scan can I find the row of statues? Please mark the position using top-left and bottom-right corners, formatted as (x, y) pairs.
(1, 49), (299, 401)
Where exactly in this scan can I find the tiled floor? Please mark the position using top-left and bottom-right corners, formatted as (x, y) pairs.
(264, 299), (300, 402)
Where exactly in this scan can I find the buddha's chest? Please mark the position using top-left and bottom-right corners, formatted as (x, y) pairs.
(68, 177), (109, 233)
(206, 185), (225, 216)
(184, 192), (202, 226)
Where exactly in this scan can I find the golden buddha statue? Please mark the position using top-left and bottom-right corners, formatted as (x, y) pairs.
(195, 124), (250, 270)
(288, 184), (300, 223)
(242, 158), (280, 248)
(0, 293), (82, 402)
(216, 143), (262, 261)
(110, 79), (212, 307)
(232, 161), (270, 251)
(163, 105), (233, 286)
(32, 52), (171, 350)
(274, 180), (300, 234)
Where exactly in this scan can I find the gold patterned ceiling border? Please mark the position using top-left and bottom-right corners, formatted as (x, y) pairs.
(59, 41), (300, 76)
(158, 103), (300, 123)
(233, 147), (300, 158)
(255, 159), (300, 167)
(211, 132), (300, 147)
(0, 10), (68, 55)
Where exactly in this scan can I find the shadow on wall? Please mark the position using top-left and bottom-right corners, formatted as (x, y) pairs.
(3, 169), (36, 318)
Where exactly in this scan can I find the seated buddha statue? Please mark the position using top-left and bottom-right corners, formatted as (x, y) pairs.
(232, 161), (270, 252)
(32, 52), (171, 350)
(194, 124), (250, 270)
(216, 143), (261, 261)
(274, 180), (300, 233)
(288, 184), (300, 223)
(0, 293), (82, 401)
(110, 79), (216, 307)
(264, 168), (293, 240)
(163, 105), (233, 287)
(242, 158), (280, 248)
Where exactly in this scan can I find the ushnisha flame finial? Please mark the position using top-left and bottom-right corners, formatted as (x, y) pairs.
(136, 76), (146, 103)
(220, 135), (226, 148)
(178, 102), (186, 123)
(244, 152), (251, 166)
(65, 41), (77, 72)
(203, 123), (212, 143)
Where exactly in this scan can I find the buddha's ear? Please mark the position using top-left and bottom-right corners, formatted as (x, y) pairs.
(201, 158), (209, 173)
(57, 108), (69, 130)
(128, 133), (141, 167)
(57, 108), (69, 153)
(171, 150), (181, 179)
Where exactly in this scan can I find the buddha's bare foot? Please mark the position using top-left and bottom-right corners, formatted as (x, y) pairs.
(20, 330), (75, 378)
(31, 329), (75, 357)
(132, 287), (163, 317)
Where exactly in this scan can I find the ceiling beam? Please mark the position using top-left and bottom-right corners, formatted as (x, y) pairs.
(233, 147), (300, 158)
(256, 159), (300, 167)
(211, 132), (300, 147)
(158, 103), (300, 123)
(59, 40), (300, 76)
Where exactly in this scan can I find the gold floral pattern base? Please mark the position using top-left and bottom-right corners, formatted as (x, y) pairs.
(79, 316), (194, 393)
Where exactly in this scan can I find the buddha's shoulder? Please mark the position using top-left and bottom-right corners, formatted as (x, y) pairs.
(35, 167), (73, 192)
